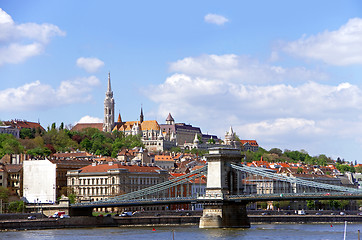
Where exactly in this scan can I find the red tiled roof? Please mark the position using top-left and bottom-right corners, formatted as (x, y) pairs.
(79, 163), (162, 173)
(240, 140), (258, 146)
(155, 155), (174, 161)
(71, 123), (103, 132)
(5, 164), (22, 173)
(3, 120), (45, 131)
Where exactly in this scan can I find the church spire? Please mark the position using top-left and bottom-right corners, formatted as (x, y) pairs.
(103, 72), (115, 132)
(140, 105), (144, 123)
(117, 112), (122, 123)
(107, 72), (111, 92)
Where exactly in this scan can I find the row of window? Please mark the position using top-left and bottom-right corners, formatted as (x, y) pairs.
(78, 186), (116, 196)
(72, 176), (160, 186)
(72, 177), (116, 186)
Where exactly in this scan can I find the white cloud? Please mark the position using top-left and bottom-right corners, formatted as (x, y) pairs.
(0, 8), (65, 66)
(76, 115), (103, 124)
(0, 76), (100, 111)
(282, 18), (362, 65)
(76, 57), (104, 73)
(169, 54), (327, 84)
(146, 53), (362, 160)
(204, 14), (229, 26)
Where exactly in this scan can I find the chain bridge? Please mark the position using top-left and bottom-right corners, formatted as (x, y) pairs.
(70, 148), (362, 228)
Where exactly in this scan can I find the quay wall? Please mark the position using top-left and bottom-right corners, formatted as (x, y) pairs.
(249, 215), (362, 223)
(1, 215), (361, 231)
(0, 216), (116, 231)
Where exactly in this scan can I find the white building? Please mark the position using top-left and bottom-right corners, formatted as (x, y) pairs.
(354, 173), (362, 189)
(23, 159), (56, 204)
(0, 125), (20, 138)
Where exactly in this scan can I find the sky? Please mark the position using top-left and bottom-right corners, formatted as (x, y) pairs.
(1, 1), (362, 162)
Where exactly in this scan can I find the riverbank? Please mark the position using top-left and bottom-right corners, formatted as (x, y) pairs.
(0, 214), (361, 231)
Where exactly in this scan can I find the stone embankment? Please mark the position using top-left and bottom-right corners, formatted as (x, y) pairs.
(249, 215), (362, 223)
(0, 216), (116, 231)
(0, 212), (361, 231)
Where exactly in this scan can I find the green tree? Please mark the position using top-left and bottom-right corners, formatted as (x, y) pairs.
(278, 201), (290, 209)
(0, 187), (9, 202)
(170, 147), (182, 153)
(306, 200), (315, 210)
(8, 201), (25, 213)
(68, 193), (76, 204)
(80, 138), (92, 151)
(20, 128), (35, 139)
(0, 134), (24, 158)
(269, 148), (283, 156)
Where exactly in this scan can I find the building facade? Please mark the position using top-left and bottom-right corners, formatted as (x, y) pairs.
(67, 162), (169, 203)
(23, 159), (90, 203)
(0, 126), (20, 138)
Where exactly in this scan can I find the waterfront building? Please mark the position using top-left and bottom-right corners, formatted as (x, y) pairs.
(23, 159), (90, 203)
(67, 162), (169, 206)
(0, 168), (6, 188)
(5, 164), (22, 199)
(168, 171), (206, 210)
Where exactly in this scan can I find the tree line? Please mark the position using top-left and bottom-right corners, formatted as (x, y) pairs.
(0, 123), (360, 173)
(0, 122), (144, 159)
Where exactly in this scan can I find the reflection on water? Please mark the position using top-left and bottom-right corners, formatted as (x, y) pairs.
(1, 223), (360, 240)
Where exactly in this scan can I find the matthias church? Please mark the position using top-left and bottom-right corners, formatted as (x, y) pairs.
(75, 74), (249, 152)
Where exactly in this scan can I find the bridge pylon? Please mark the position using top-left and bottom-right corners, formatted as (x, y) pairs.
(199, 147), (250, 228)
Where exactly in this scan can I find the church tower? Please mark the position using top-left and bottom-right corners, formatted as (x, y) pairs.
(140, 106), (144, 123)
(103, 73), (115, 132)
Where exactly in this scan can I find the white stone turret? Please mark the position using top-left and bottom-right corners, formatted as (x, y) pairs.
(193, 133), (199, 144)
(157, 129), (164, 140)
(224, 126), (235, 145)
(170, 131), (176, 141)
(131, 122), (140, 135)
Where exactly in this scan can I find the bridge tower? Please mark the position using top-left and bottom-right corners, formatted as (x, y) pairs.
(199, 147), (250, 228)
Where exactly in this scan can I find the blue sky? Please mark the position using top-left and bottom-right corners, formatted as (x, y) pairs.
(1, 1), (362, 162)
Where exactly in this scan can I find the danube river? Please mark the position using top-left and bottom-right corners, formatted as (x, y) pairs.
(1, 223), (361, 240)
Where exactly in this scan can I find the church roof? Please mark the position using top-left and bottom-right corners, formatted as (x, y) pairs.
(72, 123), (103, 132)
(113, 120), (160, 132)
(166, 113), (174, 121)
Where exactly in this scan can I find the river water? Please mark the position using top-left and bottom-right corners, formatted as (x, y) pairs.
(1, 223), (361, 240)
